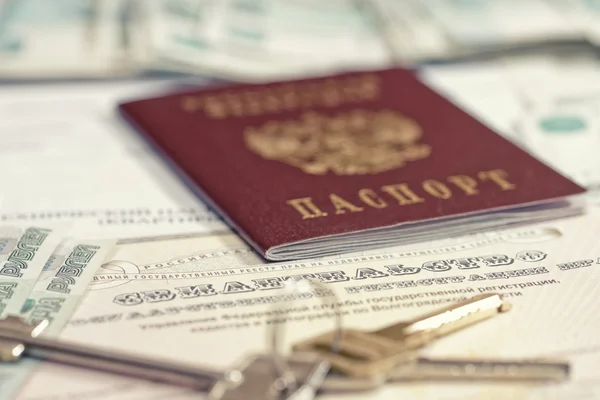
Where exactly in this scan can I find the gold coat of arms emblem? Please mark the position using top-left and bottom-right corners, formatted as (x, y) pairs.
(243, 109), (431, 175)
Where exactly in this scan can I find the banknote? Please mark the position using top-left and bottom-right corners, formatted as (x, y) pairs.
(516, 95), (600, 191)
(19, 238), (116, 335)
(370, 0), (586, 63)
(0, 0), (137, 79)
(548, 0), (600, 45)
(0, 0), (393, 81)
(12, 213), (600, 399)
(1, 0), (598, 81)
(0, 225), (63, 317)
(143, 0), (392, 82)
(421, 0), (580, 47)
(0, 238), (115, 400)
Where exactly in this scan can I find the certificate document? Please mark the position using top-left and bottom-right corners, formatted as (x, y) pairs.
(14, 213), (600, 400)
(0, 81), (227, 241)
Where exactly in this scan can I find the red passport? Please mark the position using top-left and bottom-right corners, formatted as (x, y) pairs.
(119, 68), (585, 260)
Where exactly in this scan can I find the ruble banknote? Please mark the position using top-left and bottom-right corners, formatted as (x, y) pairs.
(0, 238), (115, 400)
(421, 0), (580, 48)
(2, 0), (600, 81)
(0, 0), (394, 81)
(515, 97), (600, 200)
(547, 0), (600, 45)
(0, 225), (63, 317)
(0, 0), (138, 79)
(144, 0), (392, 82)
(18, 238), (116, 335)
(370, 0), (585, 63)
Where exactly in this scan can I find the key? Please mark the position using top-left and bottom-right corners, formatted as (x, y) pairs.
(292, 293), (511, 378)
(208, 353), (331, 400)
(0, 315), (328, 400)
(315, 356), (570, 392)
(387, 356), (570, 382)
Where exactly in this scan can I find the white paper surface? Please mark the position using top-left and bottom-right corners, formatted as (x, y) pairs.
(0, 81), (229, 239)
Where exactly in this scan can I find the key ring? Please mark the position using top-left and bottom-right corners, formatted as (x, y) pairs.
(266, 278), (343, 397)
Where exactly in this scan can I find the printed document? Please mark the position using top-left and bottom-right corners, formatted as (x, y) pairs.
(14, 213), (600, 399)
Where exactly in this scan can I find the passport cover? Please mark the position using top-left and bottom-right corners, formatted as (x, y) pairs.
(118, 68), (585, 260)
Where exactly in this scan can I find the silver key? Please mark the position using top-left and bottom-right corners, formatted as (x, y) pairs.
(208, 353), (331, 400)
(0, 316), (328, 400)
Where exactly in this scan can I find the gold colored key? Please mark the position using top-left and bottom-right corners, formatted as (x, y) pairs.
(292, 293), (510, 378)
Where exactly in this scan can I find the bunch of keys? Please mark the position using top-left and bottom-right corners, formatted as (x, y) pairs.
(0, 288), (570, 400)
(292, 293), (569, 389)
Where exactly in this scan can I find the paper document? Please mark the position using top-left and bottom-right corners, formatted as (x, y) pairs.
(0, 81), (228, 240)
(12, 213), (600, 399)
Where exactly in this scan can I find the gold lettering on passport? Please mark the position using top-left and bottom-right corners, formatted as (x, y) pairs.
(180, 74), (380, 118)
(285, 169), (517, 220)
(329, 194), (364, 214)
(381, 184), (425, 205)
(286, 198), (328, 219)
(358, 189), (388, 209)
(422, 179), (452, 199)
(447, 175), (479, 195)
(244, 109), (431, 176)
(478, 169), (517, 190)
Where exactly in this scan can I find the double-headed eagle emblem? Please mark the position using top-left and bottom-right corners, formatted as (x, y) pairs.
(244, 109), (431, 175)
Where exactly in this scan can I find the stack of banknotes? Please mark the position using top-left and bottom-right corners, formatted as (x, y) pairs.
(0, 0), (391, 82)
(0, 225), (115, 398)
(2, 0), (600, 82)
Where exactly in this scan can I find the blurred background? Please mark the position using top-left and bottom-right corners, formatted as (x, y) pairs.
(2, 0), (600, 82)
(2, 0), (600, 239)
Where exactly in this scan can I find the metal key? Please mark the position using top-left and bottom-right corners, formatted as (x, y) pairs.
(315, 356), (570, 393)
(0, 316), (329, 400)
(292, 293), (512, 378)
(387, 356), (570, 382)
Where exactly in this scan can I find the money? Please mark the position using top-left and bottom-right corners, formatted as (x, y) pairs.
(0, 0), (393, 81)
(516, 96), (600, 190)
(370, 0), (586, 63)
(548, 0), (600, 45)
(422, 0), (579, 47)
(0, 238), (115, 400)
(145, 0), (392, 82)
(1, 0), (600, 81)
(18, 239), (116, 335)
(0, 225), (63, 318)
(0, 0), (135, 79)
